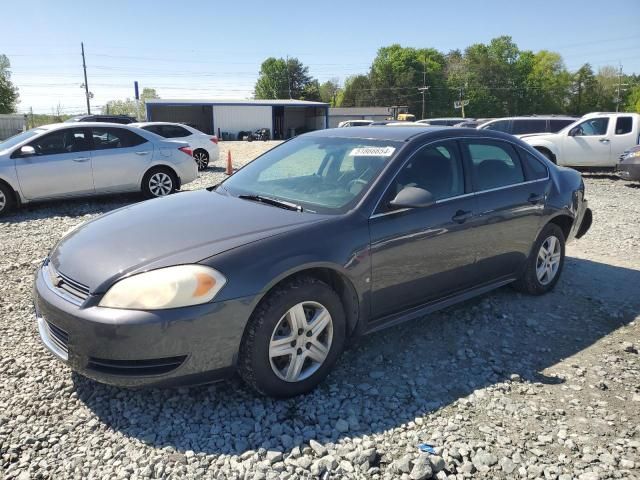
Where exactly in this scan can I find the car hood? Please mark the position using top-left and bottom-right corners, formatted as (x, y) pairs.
(50, 189), (329, 293)
(520, 132), (559, 142)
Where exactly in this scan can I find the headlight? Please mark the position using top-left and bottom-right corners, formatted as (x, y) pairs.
(99, 265), (226, 310)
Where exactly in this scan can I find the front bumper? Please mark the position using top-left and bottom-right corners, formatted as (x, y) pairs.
(34, 265), (256, 387)
(616, 163), (640, 182)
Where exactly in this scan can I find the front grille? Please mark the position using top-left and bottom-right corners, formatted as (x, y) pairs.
(87, 355), (187, 376)
(44, 320), (69, 354)
(47, 262), (90, 303)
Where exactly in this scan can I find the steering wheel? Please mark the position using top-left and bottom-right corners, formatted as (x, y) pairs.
(347, 178), (368, 192)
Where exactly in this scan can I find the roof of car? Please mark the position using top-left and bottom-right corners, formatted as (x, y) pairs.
(303, 125), (449, 142)
(130, 122), (183, 127)
(483, 116), (577, 121)
(37, 122), (141, 130)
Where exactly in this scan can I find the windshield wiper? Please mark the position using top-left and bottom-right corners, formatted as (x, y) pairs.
(238, 194), (303, 212)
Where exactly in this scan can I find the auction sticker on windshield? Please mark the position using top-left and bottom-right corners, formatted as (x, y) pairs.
(349, 146), (396, 157)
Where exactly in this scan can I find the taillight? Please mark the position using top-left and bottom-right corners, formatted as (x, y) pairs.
(210, 136), (218, 144)
(179, 146), (193, 157)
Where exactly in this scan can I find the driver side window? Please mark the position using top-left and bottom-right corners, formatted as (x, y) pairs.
(573, 118), (609, 136)
(380, 141), (464, 211)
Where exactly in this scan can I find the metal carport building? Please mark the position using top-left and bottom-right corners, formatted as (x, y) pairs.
(145, 99), (329, 140)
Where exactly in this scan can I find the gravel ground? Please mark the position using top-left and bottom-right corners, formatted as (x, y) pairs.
(1, 143), (639, 480)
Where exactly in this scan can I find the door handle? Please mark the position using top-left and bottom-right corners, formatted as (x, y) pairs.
(528, 193), (544, 204)
(73, 157), (90, 162)
(452, 210), (472, 223)
(135, 151), (151, 155)
(599, 138), (610, 143)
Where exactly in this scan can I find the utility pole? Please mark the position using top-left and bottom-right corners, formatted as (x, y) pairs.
(459, 85), (465, 119)
(286, 55), (292, 99)
(418, 54), (429, 119)
(81, 42), (91, 114)
(615, 63), (624, 112)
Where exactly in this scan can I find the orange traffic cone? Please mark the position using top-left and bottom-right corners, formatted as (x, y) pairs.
(226, 150), (233, 175)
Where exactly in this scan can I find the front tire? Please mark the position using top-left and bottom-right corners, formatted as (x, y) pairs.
(238, 276), (346, 397)
(142, 168), (177, 199)
(513, 223), (565, 295)
(0, 182), (15, 217)
(193, 149), (209, 170)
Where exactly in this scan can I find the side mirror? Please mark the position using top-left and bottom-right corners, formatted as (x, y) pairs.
(390, 186), (435, 209)
(568, 127), (579, 137)
(19, 145), (36, 157)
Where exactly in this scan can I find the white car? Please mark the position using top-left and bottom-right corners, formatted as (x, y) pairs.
(416, 118), (466, 126)
(337, 120), (374, 128)
(521, 113), (640, 167)
(131, 122), (219, 170)
(0, 123), (198, 216)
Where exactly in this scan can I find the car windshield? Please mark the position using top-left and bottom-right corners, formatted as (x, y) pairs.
(0, 129), (46, 151)
(221, 136), (401, 213)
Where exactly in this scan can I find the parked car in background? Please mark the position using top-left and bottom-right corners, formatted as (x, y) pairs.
(453, 120), (481, 128)
(34, 126), (591, 396)
(338, 120), (374, 128)
(132, 122), (219, 170)
(66, 114), (137, 125)
(416, 118), (466, 126)
(521, 113), (640, 167)
(0, 123), (198, 216)
(478, 116), (577, 137)
(616, 145), (640, 181)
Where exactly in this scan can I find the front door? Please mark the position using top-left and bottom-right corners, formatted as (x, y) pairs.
(561, 116), (611, 166)
(14, 127), (94, 200)
(369, 140), (478, 320)
(90, 126), (152, 192)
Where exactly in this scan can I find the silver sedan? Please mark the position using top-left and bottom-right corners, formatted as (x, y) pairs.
(0, 123), (198, 216)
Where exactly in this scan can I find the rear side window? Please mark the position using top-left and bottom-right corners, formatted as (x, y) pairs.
(91, 127), (147, 150)
(549, 119), (574, 132)
(465, 141), (525, 191)
(519, 148), (548, 180)
(615, 117), (633, 135)
(482, 120), (510, 133)
(162, 125), (191, 138)
(512, 119), (547, 135)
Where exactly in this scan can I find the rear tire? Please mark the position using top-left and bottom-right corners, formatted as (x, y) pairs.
(238, 276), (346, 397)
(0, 182), (15, 217)
(141, 167), (177, 199)
(193, 149), (209, 170)
(513, 223), (565, 295)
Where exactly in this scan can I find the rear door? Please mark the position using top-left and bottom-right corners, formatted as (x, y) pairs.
(14, 127), (94, 200)
(90, 127), (152, 192)
(369, 140), (478, 319)
(561, 116), (611, 166)
(461, 139), (548, 281)
(610, 116), (636, 163)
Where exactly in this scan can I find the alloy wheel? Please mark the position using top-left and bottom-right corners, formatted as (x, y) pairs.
(536, 235), (561, 285)
(148, 172), (173, 196)
(194, 151), (208, 169)
(269, 301), (333, 382)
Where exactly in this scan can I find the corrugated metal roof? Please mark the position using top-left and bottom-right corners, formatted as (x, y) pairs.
(147, 99), (328, 107)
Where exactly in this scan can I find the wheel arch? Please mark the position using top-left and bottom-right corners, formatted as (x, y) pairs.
(248, 265), (361, 338)
(0, 176), (21, 206)
(141, 163), (180, 190)
(533, 146), (556, 164)
(546, 213), (574, 241)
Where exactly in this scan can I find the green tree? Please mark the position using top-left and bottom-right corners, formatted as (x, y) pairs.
(625, 85), (640, 113)
(102, 88), (159, 119)
(254, 57), (315, 99)
(567, 64), (599, 115)
(319, 79), (341, 106)
(0, 54), (19, 113)
(338, 75), (374, 107)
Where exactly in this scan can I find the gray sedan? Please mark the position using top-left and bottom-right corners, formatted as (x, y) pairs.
(0, 123), (198, 216)
(34, 126), (592, 397)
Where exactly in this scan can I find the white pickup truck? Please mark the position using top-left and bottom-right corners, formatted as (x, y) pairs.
(521, 112), (640, 167)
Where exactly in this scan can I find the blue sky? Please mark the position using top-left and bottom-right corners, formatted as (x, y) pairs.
(3, 0), (639, 113)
